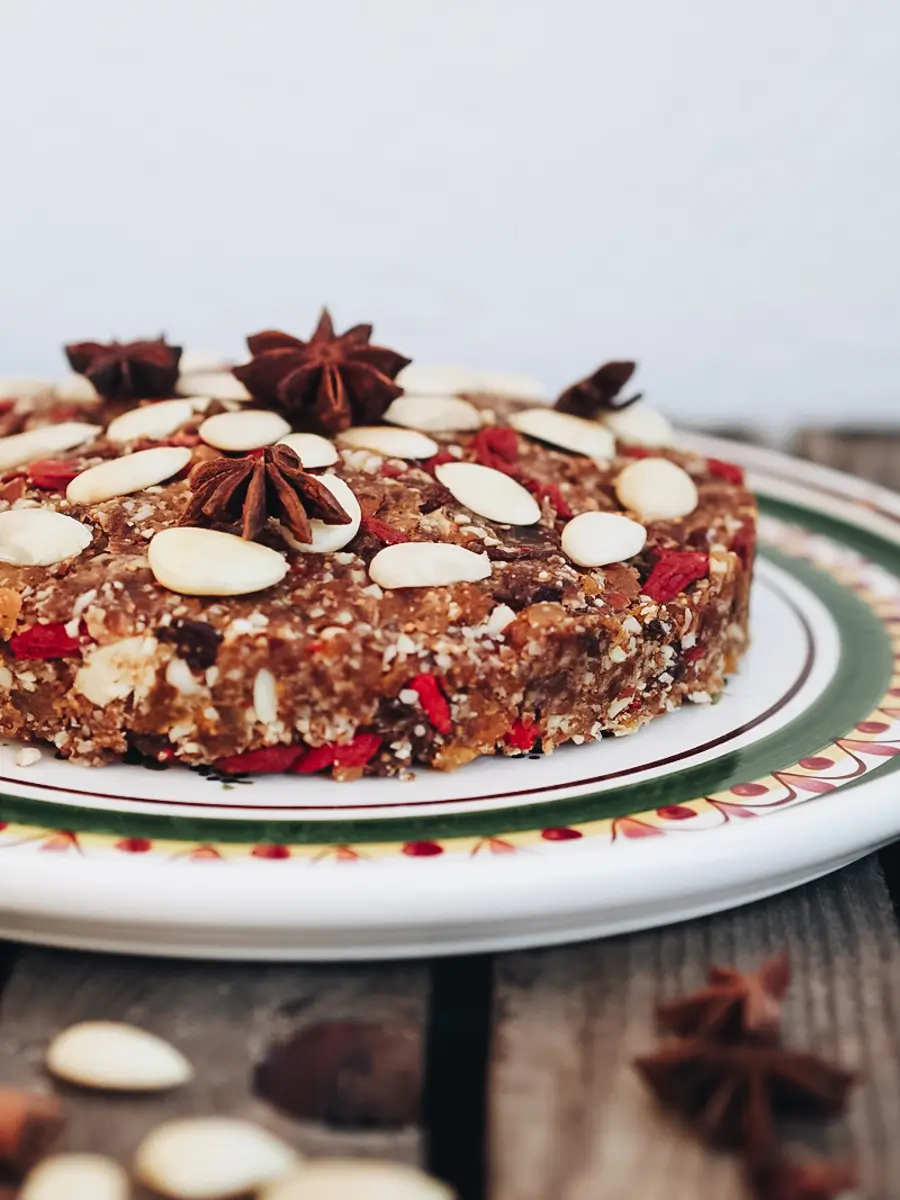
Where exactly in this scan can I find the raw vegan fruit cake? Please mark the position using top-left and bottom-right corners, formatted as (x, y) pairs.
(0, 315), (756, 779)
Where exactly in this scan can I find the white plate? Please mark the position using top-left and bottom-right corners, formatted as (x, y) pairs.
(0, 435), (898, 959)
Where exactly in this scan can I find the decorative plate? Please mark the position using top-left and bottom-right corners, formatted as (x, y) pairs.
(1, 435), (898, 960)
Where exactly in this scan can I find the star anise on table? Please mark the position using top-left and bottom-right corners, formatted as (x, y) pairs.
(64, 336), (182, 400)
(656, 952), (791, 1043)
(232, 309), (411, 435)
(180, 443), (351, 543)
(554, 359), (641, 418)
(634, 1038), (855, 1156)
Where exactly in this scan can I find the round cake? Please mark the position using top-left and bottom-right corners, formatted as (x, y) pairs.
(0, 314), (756, 779)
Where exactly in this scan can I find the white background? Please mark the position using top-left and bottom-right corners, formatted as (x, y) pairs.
(1, 1), (897, 430)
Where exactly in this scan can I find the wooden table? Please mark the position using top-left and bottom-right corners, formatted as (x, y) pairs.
(0, 429), (897, 1200)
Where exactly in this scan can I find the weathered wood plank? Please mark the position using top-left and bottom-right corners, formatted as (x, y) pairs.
(792, 427), (900, 490)
(488, 856), (900, 1200)
(0, 951), (429, 1196)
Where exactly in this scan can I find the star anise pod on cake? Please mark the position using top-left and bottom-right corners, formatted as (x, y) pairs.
(232, 309), (411, 435)
(656, 952), (791, 1043)
(180, 444), (351, 542)
(554, 360), (641, 417)
(64, 336), (182, 400)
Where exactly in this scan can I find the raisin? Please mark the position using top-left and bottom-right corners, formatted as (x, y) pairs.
(157, 618), (222, 670)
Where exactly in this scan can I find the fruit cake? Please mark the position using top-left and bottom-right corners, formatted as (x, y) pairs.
(0, 314), (756, 779)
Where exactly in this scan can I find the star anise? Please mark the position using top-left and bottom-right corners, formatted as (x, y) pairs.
(180, 444), (351, 543)
(746, 1154), (858, 1200)
(232, 309), (411, 435)
(65, 337), (182, 400)
(634, 1038), (855, 1156)
(554, 360), (641, 417)
(656, 952), (791, 1043)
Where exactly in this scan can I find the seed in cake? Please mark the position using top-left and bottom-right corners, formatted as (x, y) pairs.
(338, 426), (439, 460)
(199, 409), (291, 452)
(508, 408), (615, 462)
(67, 446), (192, 505)
(435, 461), (541, 526)
(615, 457), (699, 520)
(561, 511), (647, 567)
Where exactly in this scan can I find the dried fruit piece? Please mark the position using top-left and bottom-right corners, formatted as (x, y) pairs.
(505, 719), (537, 751)
(214, 745), (304, 775)
(46, 1021), (193, 1091)
(707, 457), (746, 486)
(360, 513), (409, 544)
(292, 745), (336, 774)
(9, 623), (83, 660)
(642, 551), (709, 603)
(333, 733), (382, 769)
(157, 618), (222, 671)
(26, 459), (81, 491)
(410, 674), (451, 734)
(471, 425), (519, 471)
(524, 479), (574, 519)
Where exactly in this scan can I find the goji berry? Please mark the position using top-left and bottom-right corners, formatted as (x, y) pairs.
(424, 449), (457, 474)
(410, 673), (452, 734)
(505, 719), (537, 751)
(360, 513), (408, 544)
(9, 622), (83, 660)
(731, 520), (756, 570)
(26, 459), (81, 491)
(334, 732), (382, 769)
(683, 644), (705, 663)
(214, 744), (304, 775)
(0, 399), (15, 414)
(523, 479), (573, 519)
(471, 426), (519, 472)
(291, 744), (337, 774)
(642, 551), (709, 603)
(381, 462), (406, 478)
(706, 457), (745, 486)
(619, 445), (652, 458)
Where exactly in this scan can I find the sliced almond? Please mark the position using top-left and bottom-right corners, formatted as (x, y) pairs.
(46, 1021), (192, 1092)
(176, 371), (251, 403)
(561, 511), (647, 567)
(282, 475), (361, 554)
(0, 508), (92, 566)
(149, 528), (288, 596)
(615, 457), (699, 520)
(369, 541), (491, 589)
(277, 432), (339, 469)
(67, 446), (192, 505)
(178, 349), (231, 375)
(261, 1159), (453, 1199)
(55, 373), (100, 403)
(507, 409), (615, 462)
(434, 461), (541, 526)
(199, 410), (291, 452)
(603, 404), (674, 448)
(106, 399), (199, 445)
(383, 394), (481, 433)
(396, 364), (546, 400)
(338, 426), (438, 460)
(134, 1117), (300, 1199)
(21, 1153), (130, 1200)
(0, 422), (99, 473)
(0, 378), (56, 402)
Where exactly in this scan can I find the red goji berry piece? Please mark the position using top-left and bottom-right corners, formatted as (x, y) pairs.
(731, 520), (756, 569)
(505, 719), (537, 751)
(291, 744), (337, 774)
(334, 732), (382, 769)
(0, 476), (27, 504)
(26, 459), (81, 491)
(522, 479), (573, 519)
(619, 445), (652, 458)
(642, 551), (709, 603)
(214, 744), (304, 775)
(706, 457), (745, 486)
(424, 449), (457, 474)
(360, 513), (409, 544)
(410, 673), (452, 734)
(381, 462), (406, 478)
(0, 399), (15, 414)
(9, 622), (83, 660)
(683, 645), (705, 663)
(471, 426), (519, 472)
